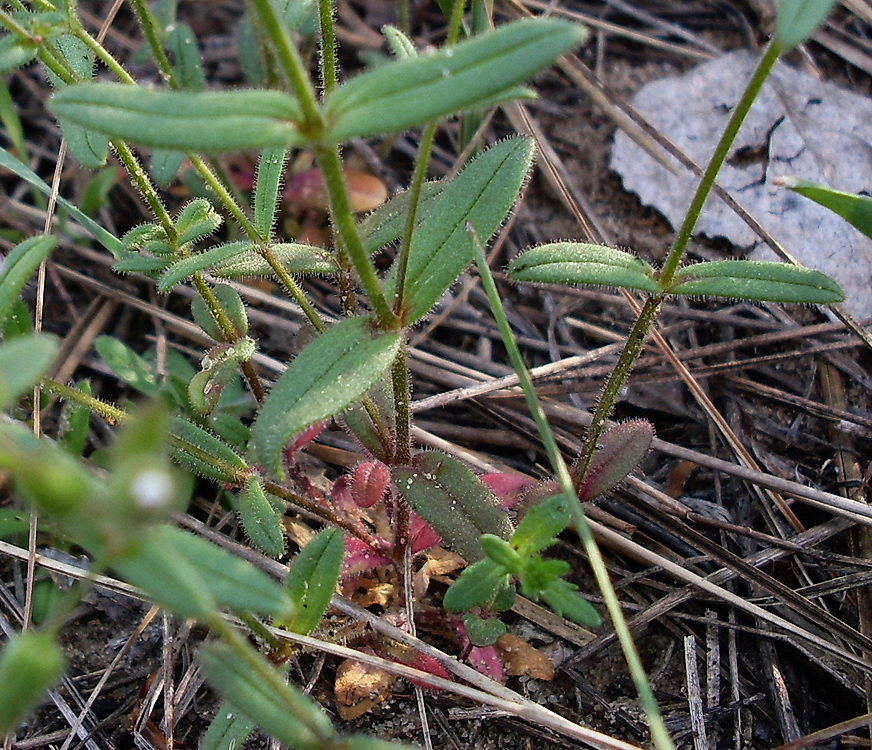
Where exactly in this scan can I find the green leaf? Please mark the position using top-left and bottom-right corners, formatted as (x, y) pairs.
(0, 35), (37, 74)
(280, 528), (344, 635)
(168, 417), (251, 484)
(0, 147), (123, 257)
(167, 23), (206, 91)
(358, 181), (444, 255)
(237, 477), (286, 557)
(200, 703), (254, 750)
(507, 242), (660, 293)
(0, 421), (101, 527)
(0, 334), (58, 410)
(175, 198), (223, 245)
(209, 241), (338, 278)
(60, 379), (92, 456)
(80, 166), (120, 215)
(0, 235), (55, 327)
(511, 494), (571, 558)
(323, 18), (587, 141)
(443, 558), (510, 611)
(388, 137), (535, 323)
(540, 579), (601, 628)
(382, 25), (417, 59)
(191, 283), (249, 340)
(151, 149), (186, 188)
(113, 526), (217, 618)
(0, 630), (65, 733)
(50, 83), (306, 151)
(775, 176), (872, 240)
(393, 452), (512, 562)
(339, 739), (417, 750)
(57, 118), (109, 169)
(115, 525), (293, 619)
(157, 243), (245, 293)
(0, 508), (29, 540)
(669, 260), (844, 304)
(2, 296), (32, 339)
(50, 34), (93, 79)
(480, 534), (521, 573)
(251, 316), (401, 477)
(95, 335), (160, 396)
(199, 640), (336, 750)
(776, 0), (838, 49)
(462, 612), (507, 647)
(0, 79), (26, 159)
(253, 146), (289, 239)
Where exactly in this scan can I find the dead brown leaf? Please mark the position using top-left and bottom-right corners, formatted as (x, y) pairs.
(495, 633), (556, 681)
(334, 658), (396, 720)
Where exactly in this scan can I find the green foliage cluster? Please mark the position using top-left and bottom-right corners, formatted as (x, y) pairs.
(0, 0), (850, 748)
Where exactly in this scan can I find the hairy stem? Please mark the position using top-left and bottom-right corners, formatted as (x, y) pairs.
(469, 230), (675, 750)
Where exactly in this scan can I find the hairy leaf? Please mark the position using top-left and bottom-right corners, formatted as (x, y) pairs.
(200, 640), (336, 750)
(253, 146), (289, 239)
(323, 18), (587, 141)
(50, 84), (305, 151)
(237, 477), (286, 558)
(388, 137), (535, 323)
(280, 528), (344, 635)
(0, 35), (37, 74)
(576, 420), (654, 503)
(442, 558), (510, 611)
(251, 317), (400, 477)
(0, 235), (55, 326)
(157, 243), (247, 293)
(209, 242), (338, 278)
(393, 451), (512, 562)
(507, 242), (660, 292)
(0, 334), (58, 410)
(115, 525), (293, 619)
(199, 703), (254, 750)
(168, 417), (251, 484)
(670, 259), (844, 304)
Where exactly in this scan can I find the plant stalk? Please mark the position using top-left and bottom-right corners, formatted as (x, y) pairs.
(469, 229), (675, 750)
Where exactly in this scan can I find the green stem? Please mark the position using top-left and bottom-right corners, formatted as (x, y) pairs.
(574, 41), (782, 488)
(0, 8), (34, 42)
(127, 0), (175, 85)
(70, 23), (137, 85)
(41, 379), (127, 423)
(317, 0), (338, 94)
(391, 345), (412, 464)
(188, 154), (260, 240)
(259, 245), (326, 332)
(190, 275), (265, 402)
(263, 480), (382, 550)
(315, 145), (398, 329)
(248, 0), (395, 329)
(447, 0), (467, 45)
(469, 230), (675, 750)
(659, 39), (780, 286)
(394, 122), (437, 320)
(570, 295), (663, 488)
(246, 0), (322, 130)
(112, 141), (176, 240)
(397, 0), (409, 33)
